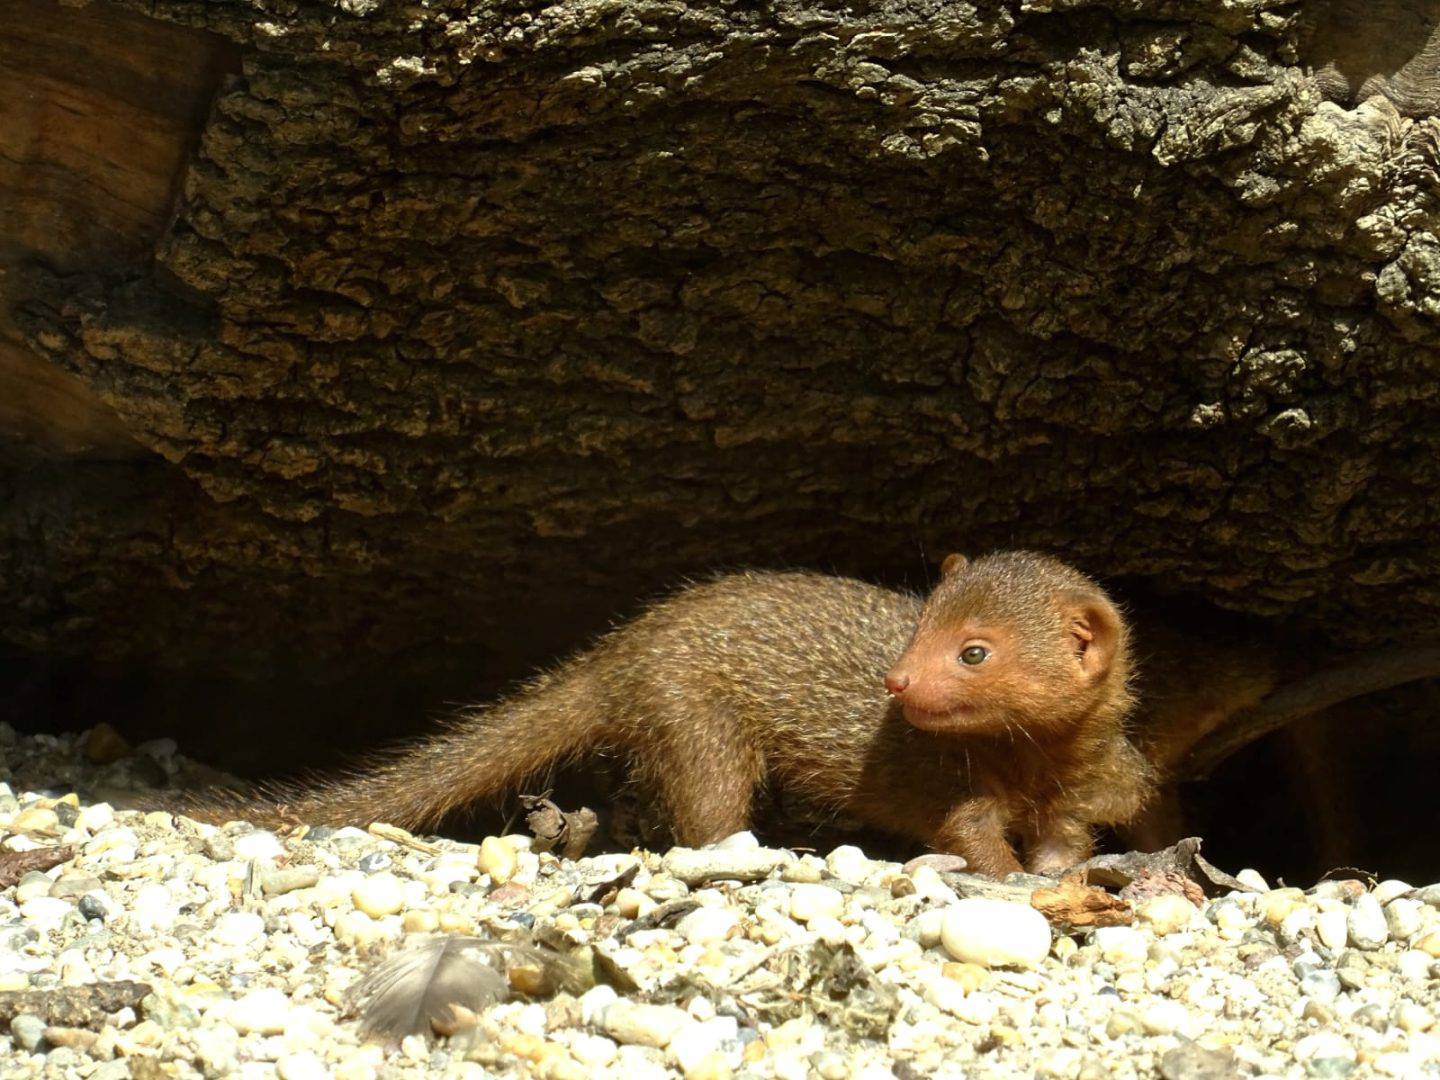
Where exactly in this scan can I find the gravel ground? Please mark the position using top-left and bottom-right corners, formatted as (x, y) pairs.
(0, 722), (1438, 1080)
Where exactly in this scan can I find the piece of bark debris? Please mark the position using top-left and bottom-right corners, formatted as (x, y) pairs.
(0, 846), (76, 889)
(520, 794), (599, 860)
(1071, 838), (1252, 898)
(1031, 878), (1134, 928)
(0, 981), (151, 1027)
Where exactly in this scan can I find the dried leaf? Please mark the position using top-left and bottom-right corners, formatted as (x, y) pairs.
(1032, 879), (1134, 927)
(521, 795), (598, 860)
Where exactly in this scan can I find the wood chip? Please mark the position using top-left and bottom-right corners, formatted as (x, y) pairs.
(1031, 878), (1134, 927)
(0, 846), (76, 889)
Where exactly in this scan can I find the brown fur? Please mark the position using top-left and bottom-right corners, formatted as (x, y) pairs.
(170, 552), (1150, 876)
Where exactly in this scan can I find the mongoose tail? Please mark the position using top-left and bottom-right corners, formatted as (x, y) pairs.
(170, 665), (609, 832)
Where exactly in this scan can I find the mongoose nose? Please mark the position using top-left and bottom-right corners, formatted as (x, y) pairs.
(884, 672), (910, 696)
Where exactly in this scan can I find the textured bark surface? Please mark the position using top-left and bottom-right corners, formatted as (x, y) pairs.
(4, 0), (1440, 690)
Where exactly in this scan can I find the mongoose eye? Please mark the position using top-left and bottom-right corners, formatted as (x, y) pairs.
(959, 645), (990, 666)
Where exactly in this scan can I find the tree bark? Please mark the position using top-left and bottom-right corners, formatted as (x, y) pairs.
(3, 0), (1440, 688)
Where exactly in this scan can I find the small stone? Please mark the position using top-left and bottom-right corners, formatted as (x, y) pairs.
(81, 724), (131, 764)
(908, 908), (945, 948)
(74, 804), (115, 833)
(942, 962), (987, 992)
(571, 1033), (618, 1066)
(662, 846), (792, 885)
(1105, 1009), (1143, 1038)
(479, 836), (518, 884)
(229, 988), (291, 1035)
(48, 873), (102, 900)
(357, 851), (391, 873)
(676, 906), (738, 945)
(352, 872), (406, 917)
(714, 831), (760, 850)
(1140, 999), (1189, 1035)
(1235, 868), (1269, 891)
(1397, 1002), (1435, 1033)
(1384, 898), (1422, 942)
(602, 1001), (691, 1048)
(1300, 971), (1343, 1003)
(788, 884), (844, 924)
(213, 911), (265, 947)
(1373, 879), (1413, 905)
(277, 1052), (330, 1080)
(263, 867), (321, 895)
(824, 845), (874, 884)
(1398, 949), (1436, 980)
(1416, 931), (1440, 957)
(1261, 888), (1306, 926)
(20, 896), (72, 929)
(1093, 925), (1150, 967)
(1293, 1032), (1355, 1063)
(10, 1013), (46, 1052)
(403, 909), (440, 933)
(1137, 894), (1197, 936)
(1316, 909), (1349, 952)
(1348, 894), (1388, 950)
(15, 872), (53, 903)
(77, 894), (109, 922)
(11, 808), (60, 836)
(940, 898), (1051, 969)
(233, 831), (286, 862)
(615, 888), (655, 919)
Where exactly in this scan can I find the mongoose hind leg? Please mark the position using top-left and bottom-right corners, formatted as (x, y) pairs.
(1020, 813), (1095, 876)
(636, 705), (764, 847)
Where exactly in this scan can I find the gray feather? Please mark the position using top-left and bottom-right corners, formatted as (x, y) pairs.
(349, 936), (589, 1041)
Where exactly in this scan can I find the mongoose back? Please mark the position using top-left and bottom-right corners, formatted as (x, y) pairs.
(173, 551), (1150, 876)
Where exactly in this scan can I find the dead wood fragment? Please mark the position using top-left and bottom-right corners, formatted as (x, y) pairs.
(0, 981), (150, 1027)
(521, 794), (599, 860)
(1031, 878), (1134, 928)
(1072, 838), (1252, 898)
(0, 846), (76, 889)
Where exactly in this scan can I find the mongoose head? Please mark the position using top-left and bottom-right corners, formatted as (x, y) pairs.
(884, 551), (1131, 737)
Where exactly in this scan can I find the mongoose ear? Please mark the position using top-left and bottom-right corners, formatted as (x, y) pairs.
(940, 553), (969, 577)
(1067, 597), (1122, 684)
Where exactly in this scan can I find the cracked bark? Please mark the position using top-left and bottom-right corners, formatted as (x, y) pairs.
(3, 0), (1440, 755)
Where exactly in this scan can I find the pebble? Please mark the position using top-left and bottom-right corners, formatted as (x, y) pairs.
(1317, 908), (1349, 952)
(212, 911), (265, 947)
(228, 988), (292, 1035)
(788, 884), (844, 924)
(1383, 897), (1422, 942)
(479, 836), (518, 884)
(352, 872), (406, 917)
(1293, 1031), (1356, 1063)
(1373, 879), (1413, 905)
(10, 1013), (46, 1052)
(232, 830), (286, 862)
(825, 845), (874, 885)
(676, 906), (739, 945)
(940, 898), (1051, 969)
(1093, 925), (1150, 966)
(277, 1052), (331, 1080)
(1347, 894), (1389, 950)
(601, 1001), (692, 1048)
(1235, 868), (1269, 891)
(1137, 894), (1196, 935)
(662, 846), (792, 885)
(1139, 999), (1189, 1035)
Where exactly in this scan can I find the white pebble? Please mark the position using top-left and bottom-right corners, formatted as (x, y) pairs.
(478, 836), (518, 884)
(352, 873), (406, 918)
(788, 884), (844, 924)
(570, 1033), (619, 1066)
(277, 1053), (329, 1080)
(130, 884), (178, 932)
(74, 803), (115, 833)
(1349, 894), (1389, 950)
(1398, 950), (1436, 981)
(714, 831), (760, 850)
(1234, 868), (1269, 891)
(1093, 925), (1150, 967)
(213, 911), (265, 947)
(1140, 999), (1189, 1035)
(907, 865), (959, 905)
(232, 831), (286, 863)
(1397, 1002), (1435, 1033)
(1374, 879), (1414, 905)
(910, 908), (945, 948)
(1137, 894), (1196, 936)
(676, 906), (738, 945)
(1293, 1031), (1356, 1063)
(940, 899), (1051, 969)
(229, 988), (291, 1035)
(1316, 909), (1349, 951)
(669, 1017), (736, 1073)
(602, 1001), (692, 1048)
(825, 845), (874, 885)
(1385, 898), (1423, 942)
(20, 897), (72, 930)
(580, 985), (619, 1025)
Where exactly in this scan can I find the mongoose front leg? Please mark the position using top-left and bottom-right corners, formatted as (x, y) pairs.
(931, 796), (1023, 877)
(1021, 813), (1094, 877)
